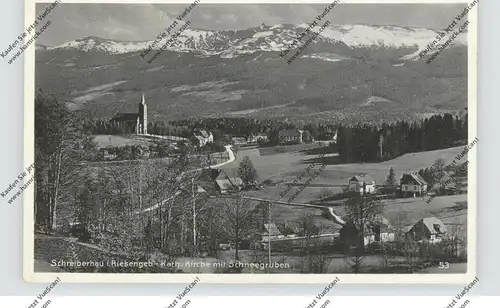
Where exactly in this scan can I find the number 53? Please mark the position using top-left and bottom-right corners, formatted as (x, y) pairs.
(439, 261), (450, 269)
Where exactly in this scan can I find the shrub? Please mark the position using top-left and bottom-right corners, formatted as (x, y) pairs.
(317, 188), (336, 201)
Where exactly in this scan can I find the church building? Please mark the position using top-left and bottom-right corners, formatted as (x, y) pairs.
(110, 93), (148, 134)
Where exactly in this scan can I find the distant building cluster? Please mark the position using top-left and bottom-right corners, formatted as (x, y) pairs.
(346, 172), (430, 198)
(339, 214), (448, 248)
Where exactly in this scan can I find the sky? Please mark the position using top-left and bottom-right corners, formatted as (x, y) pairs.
(36, 3), (467, 46)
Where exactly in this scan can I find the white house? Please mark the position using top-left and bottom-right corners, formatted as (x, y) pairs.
(214, 170), (243, 194)
(348, 174), (376, 194)
(247, 133), (268, 144)
(400, 173), (428, 197)
(278, 129), (303, 144)
(406, 217), (447, 244)
(258, 223), (284, 242)
(190, 130), (214, 148)
(339, 215), (395, 247)
(331, 130), (338, 144)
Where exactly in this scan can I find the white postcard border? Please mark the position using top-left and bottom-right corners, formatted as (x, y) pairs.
(23, 0), (478, 284)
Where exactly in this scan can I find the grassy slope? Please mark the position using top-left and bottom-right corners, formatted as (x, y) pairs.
(231, 145), (464, 187)
(226, 145), (468, 233)
(93, 134), (154, 148)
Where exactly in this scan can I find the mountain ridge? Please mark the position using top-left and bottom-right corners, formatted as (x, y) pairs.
(37, 23), (467, 60)
(35, 23), (468, 124)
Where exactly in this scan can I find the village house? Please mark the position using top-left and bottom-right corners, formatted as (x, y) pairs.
(247, 133), (268, 144)
(339, 215), (395, 247)
(278, 129), (303, 144)
(213, 169), (243, 194)
(256, 223), (285, 242)
(348, 174), (376, 194)
(190, 135), (204, 148)
(406, 217), (447, 244)
(135, 145), (151, 159)
(190, 129), (214, 148)
(231, 137), (247, 146)
(110, 93), (148, 134)
(99, 148), (117, 160)
(331, 130), (338, 144)
(320, 129), (338, 143)
(400, 173), (428, 197)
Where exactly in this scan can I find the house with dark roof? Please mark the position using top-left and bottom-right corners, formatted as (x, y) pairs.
(278, 129), (303, 144)
(339, 214), (395, 247)
(406, 217), (447, 243)
(400, 173), (428, 197)
(190, 130), (214, 148)
(110, 93), (148, 134)
(194, 168), (221, 195)
(214, 170), (243, 194)
(190, 134), (205, 148)
(199, 130), (209, 138)
(256, 223), (284, 242)
(348, 174), (376, 194)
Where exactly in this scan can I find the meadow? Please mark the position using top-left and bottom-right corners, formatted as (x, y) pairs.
(93, 134), (154, 148)
(225, 144), (469, 237)
(229, 145), (465, 190)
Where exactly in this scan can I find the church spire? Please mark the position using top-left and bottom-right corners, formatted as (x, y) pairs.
(138, 93), (147, 134)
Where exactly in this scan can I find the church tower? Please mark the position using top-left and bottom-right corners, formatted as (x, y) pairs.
(138, 93), (148, 134)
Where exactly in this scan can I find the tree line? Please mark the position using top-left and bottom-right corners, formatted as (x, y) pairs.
(337, 113), (467, 163)
(84, 119), (193, 138)
(85, 117), (338, 142)
(85, 111), (467, 164)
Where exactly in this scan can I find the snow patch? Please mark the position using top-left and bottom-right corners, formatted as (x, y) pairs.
(301, 52), (350, 63)
(252, 31), (274, 38)
(361, 96), (393, 107)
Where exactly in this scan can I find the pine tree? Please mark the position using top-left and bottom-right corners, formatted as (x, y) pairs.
(238, 156), (258, 185)
(385, 166), (397, 186)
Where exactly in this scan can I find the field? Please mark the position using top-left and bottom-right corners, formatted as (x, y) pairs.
(226, 145), (465, 196)
(258, 142), (328, 156)
(93, 134), (154, 148)
(223, 145), (469, 237)
(233, 145), (464, 184)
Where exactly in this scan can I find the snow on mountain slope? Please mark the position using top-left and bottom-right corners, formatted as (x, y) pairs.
(54, 36), (150, 54)
(36, 44), (50, 51)
(301, 52), (352, 62)
(45, 24), (467, 60)
(400, 30), (468, 61)
(318, 25), (441, 48)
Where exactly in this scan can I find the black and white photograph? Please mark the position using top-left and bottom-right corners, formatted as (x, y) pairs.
(23, 0), (477, 283)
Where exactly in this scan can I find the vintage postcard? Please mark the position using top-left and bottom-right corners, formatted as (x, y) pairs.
(22, 0), (478, 284)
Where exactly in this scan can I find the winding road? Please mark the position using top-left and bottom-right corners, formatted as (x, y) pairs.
(134, 145), (235, 215)
(133, 143), (347, 227)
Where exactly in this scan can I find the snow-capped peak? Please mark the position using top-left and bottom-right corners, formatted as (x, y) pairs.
(45, 24), (467, 59)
